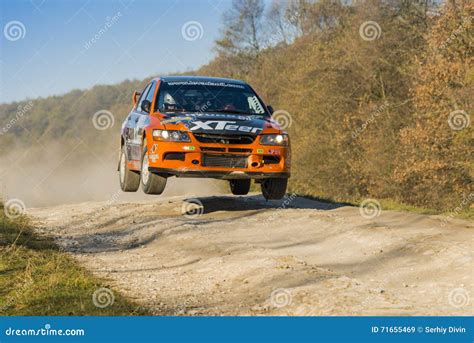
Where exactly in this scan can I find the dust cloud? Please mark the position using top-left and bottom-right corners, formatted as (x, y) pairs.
(0, 143), (224, 208)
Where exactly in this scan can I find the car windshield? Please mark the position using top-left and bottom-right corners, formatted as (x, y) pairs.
(156, 80), (267, 116)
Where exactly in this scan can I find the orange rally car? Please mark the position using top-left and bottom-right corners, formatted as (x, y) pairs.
(118, 76), (290, 200)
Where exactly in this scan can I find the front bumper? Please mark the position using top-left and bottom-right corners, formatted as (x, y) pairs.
(149, 168), (290, 180)
(146, 135), (290, 179)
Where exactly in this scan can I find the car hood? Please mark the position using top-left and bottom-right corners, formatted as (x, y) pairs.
(161, 113), (277, 135)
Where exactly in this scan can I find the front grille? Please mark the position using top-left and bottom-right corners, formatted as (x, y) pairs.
(193, 133), (255, 145)
(201, 147), (226, 152)
(228, 148), (252, 153)
(202, 154), (248, 168)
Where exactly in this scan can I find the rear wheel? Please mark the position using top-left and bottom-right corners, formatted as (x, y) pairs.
(141, 141), (167, 195)
(119, 146), (140, 192)
(261, 178), (288, 200)
(229, 179), (251, 195)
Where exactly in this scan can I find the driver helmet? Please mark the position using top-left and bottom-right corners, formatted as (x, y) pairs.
(164, 92), (176, 105)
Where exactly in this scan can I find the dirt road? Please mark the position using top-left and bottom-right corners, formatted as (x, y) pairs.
(30, 194), (473, 316)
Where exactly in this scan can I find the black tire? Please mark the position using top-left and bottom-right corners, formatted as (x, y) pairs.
(229, 179), (251, 195)
(141, 141), (167, 195)
(119, 146), (140, 192)
(261, 178), (288, 200)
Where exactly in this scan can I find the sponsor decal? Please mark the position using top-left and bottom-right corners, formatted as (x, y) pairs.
(162, 116), (193, 124)
(183, 146), (196, 151)
(165, 81), (245, 89)
(151, 144), (158, 153)
(268, 149), (281, 155)
(188, 120), (262, 133)
(196, 113), (251, 120)
(178, 113), (256, 120)
(149, 154), (159, 162)
(256, 149), (264, 154)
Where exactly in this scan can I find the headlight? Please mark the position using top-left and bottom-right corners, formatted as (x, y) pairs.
(152, 130), (191, 142)
(260, 134), (288, 146)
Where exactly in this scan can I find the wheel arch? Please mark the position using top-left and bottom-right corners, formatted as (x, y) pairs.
(142, 129), (148, 149)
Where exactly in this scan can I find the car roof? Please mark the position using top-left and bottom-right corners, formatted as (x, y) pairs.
(154, 75), (247, 85)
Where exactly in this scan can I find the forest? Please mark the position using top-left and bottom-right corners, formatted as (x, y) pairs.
(0, 0), (472, 212)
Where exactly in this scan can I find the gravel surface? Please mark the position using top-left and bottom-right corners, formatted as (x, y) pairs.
(30, 194), (473, 316)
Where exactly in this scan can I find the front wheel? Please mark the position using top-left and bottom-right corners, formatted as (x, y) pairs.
(261, 178), (288, 200)
(229, 179), (251, 195)
(141, 142), (167, 195)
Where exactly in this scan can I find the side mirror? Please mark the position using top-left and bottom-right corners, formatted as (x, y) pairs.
(267, 105), (274, 115)
(132, 91), (141, 106)
(141, 100), (151, 113)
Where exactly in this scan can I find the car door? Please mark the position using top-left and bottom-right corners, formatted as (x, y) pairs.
(124, 82), (153, 163)
(136, 80), (157, 151)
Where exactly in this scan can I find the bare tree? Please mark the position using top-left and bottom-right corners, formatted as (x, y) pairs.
(267, 0), (290, 45)
(216, 0), (265, 56)
(285, 0), (314, 36)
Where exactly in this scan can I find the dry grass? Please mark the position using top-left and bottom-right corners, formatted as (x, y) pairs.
(0, 204), (148, 316)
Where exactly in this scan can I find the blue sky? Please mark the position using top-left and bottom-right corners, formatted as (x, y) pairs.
(0, 0), (229, 103)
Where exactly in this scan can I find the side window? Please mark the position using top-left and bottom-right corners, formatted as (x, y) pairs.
(155, 82), (165, 111)
(137, 83), (152, 112)
(145, 82), (156, 104)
